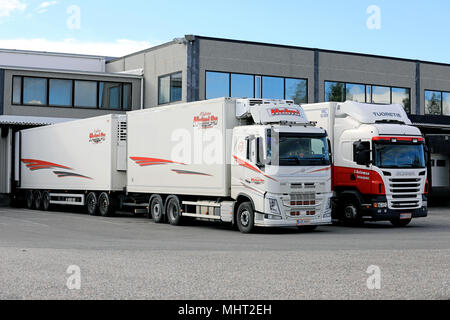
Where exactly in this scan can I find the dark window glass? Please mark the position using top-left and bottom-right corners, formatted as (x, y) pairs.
(231, 73), (254, 98)
(170, 72), (182, 102)
(159, 72), (182, 104)
(12, 76), (22, 104)
(74, 81), (97, 108)
(425, 90), (442, 115)
(392, 87), (410, 113)
(366, 85), (372, 103)
(286, 78), (307, 104)
(437, 160), (447, 167)
(206, 72), (229, 100)
(443, 92), (450, 116)
(325, 81), (345, 102)
(100, 82), (122, 110)
(49, 79), (72, 107)
(372, 86), (391, 104)
(123, 83), (132, 110)
(255, 76), (261, 99)
(262, 76), (284, 99)
(23, 77), (47, 105)
(346, 83), (365, 103)
(158, 75), (170, 104)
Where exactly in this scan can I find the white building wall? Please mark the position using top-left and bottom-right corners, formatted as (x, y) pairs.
(0, 50), (106, 72)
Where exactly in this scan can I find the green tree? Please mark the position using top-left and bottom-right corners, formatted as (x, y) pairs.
(326, 82), (345, 102)
(427, 92), (441, 115)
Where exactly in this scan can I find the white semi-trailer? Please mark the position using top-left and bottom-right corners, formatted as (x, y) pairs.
(15, 98), (333, 233)
(17, 114), (128, 215)
(302, 101), (428, 227)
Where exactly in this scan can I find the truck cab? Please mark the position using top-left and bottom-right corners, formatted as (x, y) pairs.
(302, 101), (428, 226)
(231, 100), (333, 232)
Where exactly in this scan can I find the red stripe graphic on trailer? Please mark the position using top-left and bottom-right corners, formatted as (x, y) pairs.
(309, 167), (331, 173)
(233, 155), (278, 182)
(22, 159), (72, 171)
(130, 157), (186, 167)
(172, 169), (212, 176)
(53, 171), (93, 180)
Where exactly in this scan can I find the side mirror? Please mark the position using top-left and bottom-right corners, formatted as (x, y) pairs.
(354, 141), (371, 166)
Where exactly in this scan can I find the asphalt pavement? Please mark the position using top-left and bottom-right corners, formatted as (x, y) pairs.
(0, 206), (448, 300)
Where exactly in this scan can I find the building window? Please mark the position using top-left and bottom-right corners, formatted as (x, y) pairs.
(425, 90), (450, 116)
(206, 71), (308, 103)
(286, 78), (307, 104)
(346, 83), (365, 103)
(123, 83), (132, 110)
(12, 76), (22, 104)
(325, 82), (345, 102)
(392, 87), (411, 114)
(231, 73), (254, 98)
(100, 82), (122, 110)
(49, 79), (73, 107)
(158, 72), (182, 105)
(262, 76), (284, 100)
(206, 71), (230, 100)
(74, 80), (97, 108)
(325, 81), (411, 112)
(23, 77), (47, 105)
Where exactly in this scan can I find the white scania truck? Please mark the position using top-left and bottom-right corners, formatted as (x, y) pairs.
(14, 98), (333, 233)
(302, 101), (428, 226)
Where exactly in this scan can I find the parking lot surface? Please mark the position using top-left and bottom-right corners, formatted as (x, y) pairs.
(0, 206), (449, 300)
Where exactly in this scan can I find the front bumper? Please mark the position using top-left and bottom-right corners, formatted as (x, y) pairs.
(360, 205), (428, 221)
(255, 215), (332, 227)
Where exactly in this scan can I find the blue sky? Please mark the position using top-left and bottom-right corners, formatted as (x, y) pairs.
(0, 0), (449, 62)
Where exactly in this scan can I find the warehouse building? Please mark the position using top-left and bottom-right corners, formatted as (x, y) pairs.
(1, 35), (449, 200)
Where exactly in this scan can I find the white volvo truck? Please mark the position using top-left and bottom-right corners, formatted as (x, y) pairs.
(14, 98), (333, 233)
(302, 101), (428, 226)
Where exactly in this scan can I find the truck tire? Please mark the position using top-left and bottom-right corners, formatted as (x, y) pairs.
(34, 191), (42, 210)
(390, 218), (412, 227)
(149, 195), (165, 223)
(42, 191), (51, 211)
(236, 202), (255, 233)
(98, 192), (115, 217)
(166, 196), (182, 226)
(86, 192), (98, 216)
(342, 200), (363, 226)
(26, 191), (34, 210)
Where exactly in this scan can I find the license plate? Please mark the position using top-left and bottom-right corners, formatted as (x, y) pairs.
(297, 219), (311, 226)
(400, 213), (412, 220)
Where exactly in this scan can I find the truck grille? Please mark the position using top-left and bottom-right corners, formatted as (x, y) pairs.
(388, 177), (421, 209)
(290, 193), (315, 207)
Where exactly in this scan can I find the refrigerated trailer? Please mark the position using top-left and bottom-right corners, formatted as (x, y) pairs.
(15, 98), (333, 233)
(16, 114), (128, 214)
(302, 101), (428, 227)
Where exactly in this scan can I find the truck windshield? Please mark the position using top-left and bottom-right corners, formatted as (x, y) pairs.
(267, 132), (330, 166)
(374, 143), (426, 169)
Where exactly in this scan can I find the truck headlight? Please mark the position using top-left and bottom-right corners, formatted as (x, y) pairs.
(268, 198), (281, 214)
(374, 202), (388, 208)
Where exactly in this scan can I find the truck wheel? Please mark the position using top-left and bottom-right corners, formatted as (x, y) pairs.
(342, 200), (363, 226)
(34, 191), (42, 210)
(86, 192), (98, 216)
(166, 196), (182, 226)
(42, 192), (51, 211)
(150, 195), (165, 223)
(390, 218), (412, 227)
(98, 192), (115, 217)
(26, 191), (34, 210)
(236, 202), (255, 233)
